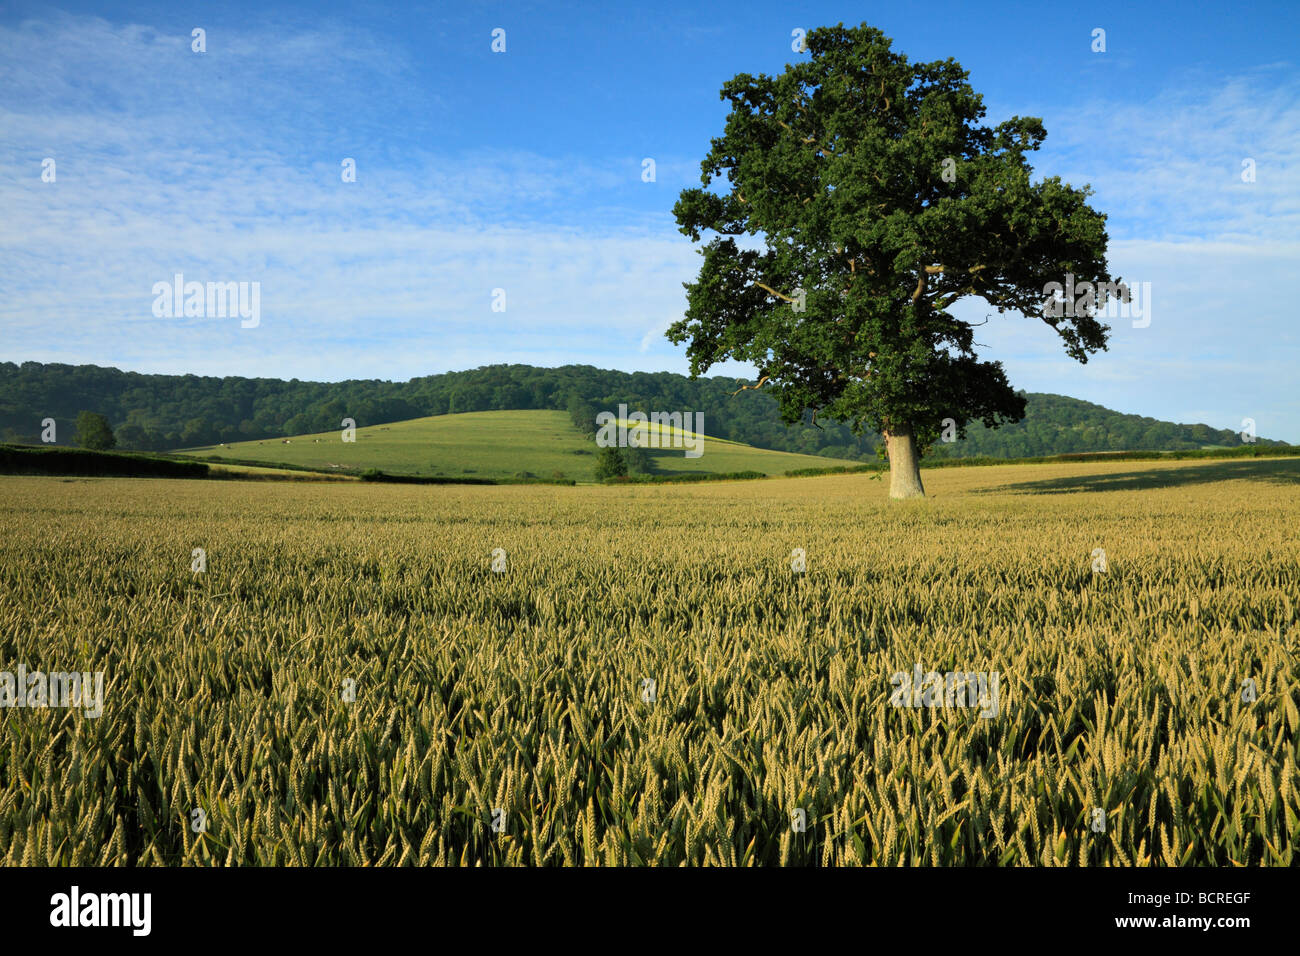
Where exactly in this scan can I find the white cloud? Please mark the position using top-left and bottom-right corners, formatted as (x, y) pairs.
(0, 13), (1296, 441)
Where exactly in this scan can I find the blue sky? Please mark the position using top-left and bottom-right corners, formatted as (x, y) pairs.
(1, 1), (1297, 439)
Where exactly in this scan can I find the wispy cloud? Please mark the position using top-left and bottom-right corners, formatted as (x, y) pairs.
(1010, 73), (1300, 243)
(0, 10), (1296, 439)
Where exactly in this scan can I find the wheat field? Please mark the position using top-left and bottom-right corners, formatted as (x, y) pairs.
(0, 457), (1297, 865)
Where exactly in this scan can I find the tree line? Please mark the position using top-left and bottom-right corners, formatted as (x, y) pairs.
(0, 361), (1274, 460)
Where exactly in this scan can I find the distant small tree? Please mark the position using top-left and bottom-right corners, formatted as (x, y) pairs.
(566, 394), (598, 435)
(74, 411), (116, 450)
(623, 444), (652, 475)
(594, 446), (627, 480)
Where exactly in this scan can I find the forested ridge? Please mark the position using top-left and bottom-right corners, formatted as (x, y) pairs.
(0, 361), (1278, 460)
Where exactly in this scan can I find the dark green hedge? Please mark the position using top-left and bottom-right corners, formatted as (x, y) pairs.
(0, 443), (209, 478)
(603, 470), (767, 484)
(359, 469), (575, 486)
(784, 463), (881, 478)
(920, 444), (1300, 469)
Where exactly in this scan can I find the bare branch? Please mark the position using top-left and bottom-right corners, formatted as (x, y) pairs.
(778, 118), (840, 159)
(911, 273), (927, 304)
(729, 374), (771, 397)
(753, 280), (796, 303)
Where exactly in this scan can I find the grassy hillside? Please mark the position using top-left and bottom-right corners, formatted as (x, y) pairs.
(597, 415), (854, 477)
(4, 361), (1283, 461)
(180, 409), (853, 481)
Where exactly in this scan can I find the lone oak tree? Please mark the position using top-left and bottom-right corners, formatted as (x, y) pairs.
(670, 23), (1119, 498)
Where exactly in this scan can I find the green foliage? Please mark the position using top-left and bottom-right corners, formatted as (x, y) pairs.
(921, 443), (1300, 469)
(0, 362), (1280, 462)
(622, 444), (653, 475)
(615, 469), (767, 484)
(671, 22), (1118, 447)
(73, 411), (115, 450)
(594, 446), (627, 480)
(0, 443), (206, 478)
(784, 463), (880, 477)
(180, 410), (850, 482)
(566, 394), (598, 436)
(359, 469), (501, 485)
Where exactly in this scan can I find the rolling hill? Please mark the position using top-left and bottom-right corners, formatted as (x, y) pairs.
(0, 361), (1283, 461)
(179, 409), (856, 481)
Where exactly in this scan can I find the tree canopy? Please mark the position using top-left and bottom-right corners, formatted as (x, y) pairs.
(0, 362), (1268, 460)
(670, 23), (1122, 496)
(73, 410), (115, 451)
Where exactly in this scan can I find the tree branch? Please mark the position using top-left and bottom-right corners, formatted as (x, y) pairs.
(753, 280), (797, 303)
(777, 119), (840, 159)
(730, 374), (771, 396)
(932, 286), (978, 310)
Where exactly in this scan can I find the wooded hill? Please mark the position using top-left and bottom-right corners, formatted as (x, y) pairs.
(0, 361), (1279, 461)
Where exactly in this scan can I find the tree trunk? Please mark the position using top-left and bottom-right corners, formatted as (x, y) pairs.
(884, 425), (926, 499)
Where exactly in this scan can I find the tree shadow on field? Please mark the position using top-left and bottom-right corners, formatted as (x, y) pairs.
(980, 457), (1300, 495)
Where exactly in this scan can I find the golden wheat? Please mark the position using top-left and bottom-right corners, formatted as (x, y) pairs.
(0, 458), (1296, 865)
